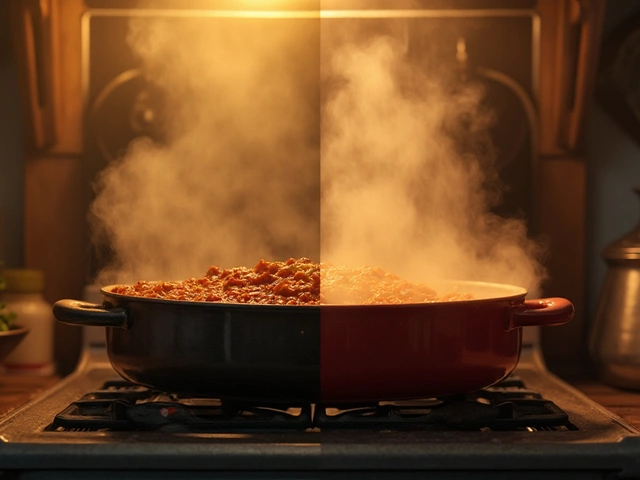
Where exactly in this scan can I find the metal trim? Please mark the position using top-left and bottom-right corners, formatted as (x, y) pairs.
(83, 8), (537, 18)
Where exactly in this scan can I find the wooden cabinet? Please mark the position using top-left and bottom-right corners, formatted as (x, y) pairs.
(537, 0), (606, 156)
(10, 0), (85, 155)
(535, 0), (606, 374)
(10, 0), (86, 374)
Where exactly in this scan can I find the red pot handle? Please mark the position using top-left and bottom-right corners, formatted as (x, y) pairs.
(507, 297), (574, 331)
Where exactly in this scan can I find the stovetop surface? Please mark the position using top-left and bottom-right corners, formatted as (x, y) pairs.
(1, 349), (640, 478)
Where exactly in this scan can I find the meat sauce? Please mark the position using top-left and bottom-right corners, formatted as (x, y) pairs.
(110, 258), (473, 305)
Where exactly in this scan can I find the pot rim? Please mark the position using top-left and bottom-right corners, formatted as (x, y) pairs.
(100, 279), (528, 310)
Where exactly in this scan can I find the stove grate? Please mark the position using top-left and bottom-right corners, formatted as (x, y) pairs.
(51, 392), (313, 432)
(47, 377), (576, 433)
(315, 398), (571, 431)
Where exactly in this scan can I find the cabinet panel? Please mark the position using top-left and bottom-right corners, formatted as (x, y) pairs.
(10, 0), (85, 155)
(537, 0), (605, 156)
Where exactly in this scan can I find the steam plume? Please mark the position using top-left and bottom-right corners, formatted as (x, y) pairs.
(90, 13), (546, 297)
(90, 16), (320, 284)
(320, 26), (546, 296)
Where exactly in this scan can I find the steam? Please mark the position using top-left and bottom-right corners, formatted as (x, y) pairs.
(91, 16), (320, 284)
(90, 13), (546, 296)
(320, 28), (546, 296)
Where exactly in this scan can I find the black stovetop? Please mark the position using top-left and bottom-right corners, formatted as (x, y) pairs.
(1, 351), (640, 479)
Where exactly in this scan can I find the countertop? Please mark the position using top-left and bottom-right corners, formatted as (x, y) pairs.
(567, 376), (640, 429)
(0, 373), (639, 429)
(0, 374), (60, 417)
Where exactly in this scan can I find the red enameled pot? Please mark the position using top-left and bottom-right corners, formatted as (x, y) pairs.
(53, 280), (573, 403)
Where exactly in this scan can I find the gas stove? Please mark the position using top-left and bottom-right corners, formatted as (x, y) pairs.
(2, 3), (637, 478)
(1, 342), (640, 479)
(47, 376), (572, 433)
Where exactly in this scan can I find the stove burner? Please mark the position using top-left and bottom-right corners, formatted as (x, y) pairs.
(316, 396), (569, 431)
(54, 392), (312, 433)
(49, 377), (576, 433)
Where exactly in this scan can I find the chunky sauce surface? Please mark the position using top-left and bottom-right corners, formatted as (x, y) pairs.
(111, 258), (473, 305)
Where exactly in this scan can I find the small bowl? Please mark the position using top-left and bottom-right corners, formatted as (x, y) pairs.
(0, 325), (29, 361)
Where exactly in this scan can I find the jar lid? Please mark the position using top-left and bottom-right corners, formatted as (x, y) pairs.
(603, 233), (640, 260)
(2, 269), (45, 293)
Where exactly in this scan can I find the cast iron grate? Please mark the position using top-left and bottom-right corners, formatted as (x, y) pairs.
(47, 376), (576, 433)
(315, 394), (571, 431)
(51, 384), (313, 432)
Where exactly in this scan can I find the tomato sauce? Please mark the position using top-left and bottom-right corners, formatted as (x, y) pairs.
(111, 258), (473, 305)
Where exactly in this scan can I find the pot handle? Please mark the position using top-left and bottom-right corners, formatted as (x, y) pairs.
(53, 300), (130, 329)
(507, 298), (574, 331)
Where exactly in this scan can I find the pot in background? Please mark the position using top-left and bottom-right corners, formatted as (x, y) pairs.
(1, 269), (55, 375)
(590, 187), (640, 389)
(0, 326), (29, 362)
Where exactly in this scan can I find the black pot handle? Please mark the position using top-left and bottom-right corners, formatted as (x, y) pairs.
(53, 299), (130, 329)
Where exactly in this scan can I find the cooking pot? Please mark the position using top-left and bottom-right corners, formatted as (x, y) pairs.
(53, 280), (573, 403)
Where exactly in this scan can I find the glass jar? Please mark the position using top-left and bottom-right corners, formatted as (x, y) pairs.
(0, 269), (55, 375)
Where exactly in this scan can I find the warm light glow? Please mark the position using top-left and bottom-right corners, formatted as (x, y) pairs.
(89, 6), (546, 303)
(238, 0), (316, 9)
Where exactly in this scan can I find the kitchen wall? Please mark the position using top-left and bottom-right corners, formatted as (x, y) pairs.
(586, 0), (640, 324)
(0, 2), (25, 269)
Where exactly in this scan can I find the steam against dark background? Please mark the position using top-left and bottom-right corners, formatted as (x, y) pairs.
(89, 12), (546, 297)
(90, 16), (321, 285)
(320, 23), (546, 296)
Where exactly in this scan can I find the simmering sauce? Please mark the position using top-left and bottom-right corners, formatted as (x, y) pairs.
(110, 258), (473, 305)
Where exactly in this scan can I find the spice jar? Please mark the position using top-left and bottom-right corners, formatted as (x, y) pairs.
(0, 269), (55, 375)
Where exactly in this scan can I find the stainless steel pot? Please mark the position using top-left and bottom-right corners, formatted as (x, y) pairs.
(590, 187), (640, 389)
